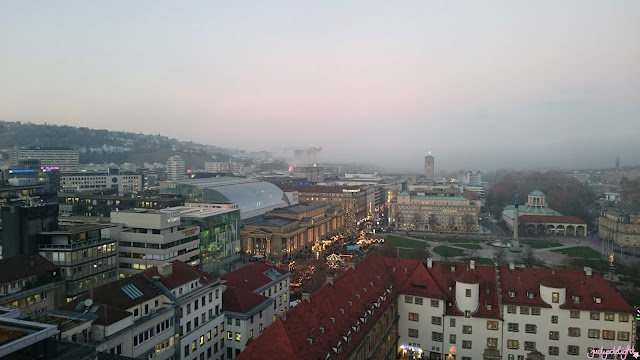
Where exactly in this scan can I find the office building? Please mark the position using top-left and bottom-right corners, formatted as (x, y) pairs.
(166, 155), (186, 181)
(278, 185), (374, 221)
(9, 146), (79, 173)
(111, 209), (200, 277)
(424, 152), (434, 182)
(292, 166), (324, 183)
(204, 162), (245, 173)
(60, 173), (143, 194)
(58, 189), (185, 217)
(0, 203), (59, 258)
(238, 254), (635, 360)
(169, 206), (241, 276)
(464, 170), (482, 186)
(38, 223), (119, 301)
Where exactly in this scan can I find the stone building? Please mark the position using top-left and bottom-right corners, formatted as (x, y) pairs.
(598, 208), (640, 247)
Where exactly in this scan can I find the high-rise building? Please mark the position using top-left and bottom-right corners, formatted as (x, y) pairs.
(0, 203), (59, 258)
(424, 152), (434, 182)
(9, 146), (79, 173)
(110, 209), (200, 277)
(465, 170), (482, 185)
(166, 155), (186, 181)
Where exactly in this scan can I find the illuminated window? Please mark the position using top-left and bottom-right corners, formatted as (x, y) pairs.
(507, 340), (519, 349)
(551, 292), (559, 303)
(235, 333), (241, 342)
(226, 331), (232, 340)
(604, 313), (614, 321)
(486, 321), (498, 330)
(408, 313), (419, 321)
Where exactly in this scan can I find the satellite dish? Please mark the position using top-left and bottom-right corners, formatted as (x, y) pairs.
(84, 299), (93, 307)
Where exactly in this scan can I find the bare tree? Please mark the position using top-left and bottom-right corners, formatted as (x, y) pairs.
(428, 214), (438, 232)
(462, 214), (476, 232)
(520, 246), (542, 268)
(448, 216), (456, 233)
(493, 248), (508, 266)
(411, 211), (421, 229)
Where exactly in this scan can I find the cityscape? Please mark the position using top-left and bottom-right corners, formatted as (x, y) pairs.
(1, 2), (639, 360)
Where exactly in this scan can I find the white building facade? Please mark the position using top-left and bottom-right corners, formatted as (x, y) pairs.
(60, 173), (143, 194)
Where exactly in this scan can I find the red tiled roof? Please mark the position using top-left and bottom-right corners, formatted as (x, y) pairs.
(144, 260), (217, 289)
(0, 255), (58, 285)
(383, 258), (447, 300)
(518, 215), (586, 224)
(279, 185), (362, 194)
(223, 287), (269, 314)
(221, 263), (288, 293)
(236, 319), (297, 360)
(500, 266), (633, 313)
(429, 263), (501, 319)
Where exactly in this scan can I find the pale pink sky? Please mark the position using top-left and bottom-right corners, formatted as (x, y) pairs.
(1, 1), (639, 171)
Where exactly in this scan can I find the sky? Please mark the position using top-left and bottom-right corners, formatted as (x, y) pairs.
(1, 1), (639, 173)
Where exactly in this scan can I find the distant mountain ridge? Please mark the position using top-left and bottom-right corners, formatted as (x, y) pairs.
(0, 120), (233, 168)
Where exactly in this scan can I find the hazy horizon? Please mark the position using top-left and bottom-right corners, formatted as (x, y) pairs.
(2, 1), (639, 173)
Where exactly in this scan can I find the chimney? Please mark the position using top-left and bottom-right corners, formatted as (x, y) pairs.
(470, 260), (476, 270)
(158, 263), (173, 277)
(302, 293), (311, 303)
(584, 267), (592, 277)
(508, 263), (515, 271)
(326, 276), (334, 286)
(427, 258), (433, 268)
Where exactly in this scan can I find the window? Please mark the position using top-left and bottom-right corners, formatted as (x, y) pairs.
(507, 305), (516, 314)
(520, 306), (529, 315)
(508, 323), (519, 332)
(408, 329), (419, 338)
(568, 345), (579, 355)
(507, 340), (519, 349)
(449, 334), (456, 344)
(430, 299), (439, 307)
(588, 329), (600, 338)
(227, 318), (232, 325)
(195, 299), (199, 310)
(431, 316), (441, 325)
(207, 331), (211, 341)
(200, 336), (204, 345)
(405, 296), (413, 304)
(249, 329), (253, 339)
(431, 332), (443, 342)
(462, 340), (471, 349)
(508, 291), (515, 298)
(414, 297), (423, 305)
(524, 341), (536, 351)
(620, 314), (630, 322)
(187, 304), (191, 314)
(192, 340), (197, 351)
(570, 310), (580, 319)
(617, 331), (630, 341)
(187, 321), (191, 332)
(235, 332), (241, 342)
(552, 292), (559, 303)
(134, 309), (139, 317)
(465, 289), (471, 297)
(226, 331), (232, 340)
(462, 325), (472, 334)
(449, 318), (455, 327)
(194, 317), (199, 328)
(594, 296), (602, 304)
(527, 292), (534, 299)
(486, 321), (498, 330)
(525, 324), (537, 334)
(549, 331), (559, 340)
(604, 313), (614, 321)
(568, 327), (580, 337)
(549, 346), (559, 356)
(235, 319), (240, 326)
(408, 313), (419, 321)
(531, 307), (541, 316)
(590, 312), (600, 320)
(185, 345), (190, 356)
(602, 330), (615, 340)
(486, 337), (498, 349)
(551, 315), (558, 324)
(259, 324), (263, 333)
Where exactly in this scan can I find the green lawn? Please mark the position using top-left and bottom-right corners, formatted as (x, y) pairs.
(433, 246), (466, 257)
(455, 243), (482, 250)
(417, 235), (481, 244)
(460, 257), (494, 265)
(552, 246), (601, 259)
(385, 235), (424, 249)
(521, 240), (564, 249)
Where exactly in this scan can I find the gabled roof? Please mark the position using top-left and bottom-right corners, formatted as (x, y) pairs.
(221, 263), (288, 293)
(144, 260), (217, 290)
(382, 258), (446, 300)
(236, 319), (297, 360)
(0, 255), (57, 285)
(223, 287), (270, 314)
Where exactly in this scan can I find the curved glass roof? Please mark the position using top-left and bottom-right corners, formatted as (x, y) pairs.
(172, 178), (287, 215)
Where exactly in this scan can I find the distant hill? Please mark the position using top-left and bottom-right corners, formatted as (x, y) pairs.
(0, 120), (233, 168)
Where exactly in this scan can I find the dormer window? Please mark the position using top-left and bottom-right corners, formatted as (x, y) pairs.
(486, 304), (492, 310)
(572, 295), (581, 303)
(508, 291), (516, 298)
(464, 310), (471, 318)
(527, 292), (534, 299)
(594, 296), (602, 304)
(332, 341), (342, 354)
(326, 352), (331, 360)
